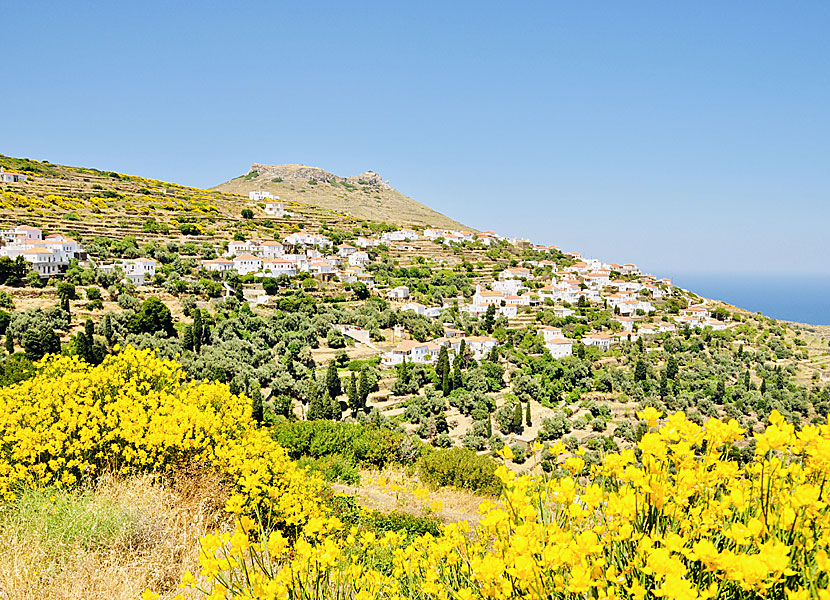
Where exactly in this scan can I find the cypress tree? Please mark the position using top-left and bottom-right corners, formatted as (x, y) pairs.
(458, 339), (467, 367)
(321, 390), (334, 420)
(76, 330), (91, 363)
(330, 393), (341, 421)
(512, 402), (523, 433)
(347, 372), (359, 415)
(307, 379), (323, 420)
(525, 400), (532, 427)
(84, 319), (94, 341)
(666, 355), (678, 380)
(103, 314), (113, 346)
(744, 369), (751, 389)
(659, 369), (669, 399)
(193, 309), (203, 353)
(5, 332), (13, 354)
(483, 304), (496, 333)
(451, 353), (463, 391)
(358, 368), (371, 409)
(182, 325), (194, 351)
(761, 378), (767, 394)
(437, 346), (450, 395)
(326, 360), (341, 399)
(486, 414), (492, 438)
(634, 358), (648, 382)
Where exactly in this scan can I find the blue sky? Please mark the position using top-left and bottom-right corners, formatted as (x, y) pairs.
(2, 2), (829, 277)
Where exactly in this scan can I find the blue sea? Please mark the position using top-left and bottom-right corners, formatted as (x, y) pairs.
(667, 272), (830, 326)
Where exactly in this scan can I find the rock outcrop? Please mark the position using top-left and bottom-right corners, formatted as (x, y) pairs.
(249, 164), (390, 189)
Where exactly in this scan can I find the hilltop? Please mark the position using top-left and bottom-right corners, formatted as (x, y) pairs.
(213, 163), (471, 231)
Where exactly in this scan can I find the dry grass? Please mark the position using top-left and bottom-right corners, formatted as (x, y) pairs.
(0, 466), (232, 600)
(332, 465), (487, 528)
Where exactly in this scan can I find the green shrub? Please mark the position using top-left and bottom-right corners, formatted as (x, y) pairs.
(417, 447), (501, 496)
(270, 421), (403, 469)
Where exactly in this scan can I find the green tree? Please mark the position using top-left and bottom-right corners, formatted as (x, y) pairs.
(358, 368), (371, 408)
(512, 402), (524, 434)
(103, 313), (114, 346)
(437, 346), (451, 396)
(22, 325), (60, 361)
(666, 355), (679, 380)
(127, 297), (176, 337)
(241, 208), (254, 219)
(347, 372), (359, 415)
(634, 358), (648, 382)
(326, 360), (342, 400)
(525, 401), (532, 427)
(56, 281), (76, 316)
(193, 309), (203, 353)
(182, 325), (194, 350)
(306, 379), (324, 420)
(5, 332), (13, 354)
(482, 304), (496, 333)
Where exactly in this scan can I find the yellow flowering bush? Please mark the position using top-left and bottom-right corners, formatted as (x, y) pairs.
(172, 409), (830, 599)
(0, 347), (323, 529)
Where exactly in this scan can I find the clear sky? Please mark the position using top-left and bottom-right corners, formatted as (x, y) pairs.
(2, 2), (829, 277)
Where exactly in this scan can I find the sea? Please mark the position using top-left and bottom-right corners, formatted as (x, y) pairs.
(666, 272), (830, 326)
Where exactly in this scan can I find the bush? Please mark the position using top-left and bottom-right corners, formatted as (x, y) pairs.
(270, 421), (403, 469)
(417, 447), (501, 496)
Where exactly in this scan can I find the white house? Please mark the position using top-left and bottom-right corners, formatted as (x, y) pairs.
(581, 333), (615, 352)
(464, 335), (498, 359)
(233, 254), (262, 275)
(0, 168), (27, 183)
(337, 244), (357, 257)
(202, 257), (234, 273)
(261, 258), (297, 277)
(249, 191), (277, 201)
(260, 241), (285, 258)
(491, 279), (525, 294)
(348, 251), (370, 267)
(498, 305), (518, 318)
(499, 267), (532, 280)
(226, 240), (258, 257)
(400, 302), (427, 315)
(473, 285), (504, 306)
(381, 230), (419, 242)
(20, 247), (60, 277)
(284, 232), (332, 248)
(387, 285), (410, 300)
(123, 258), (157, 286)
(545, 338), (573, 359)
(1, 224), (41, 243)
(264, 200), (287, 217)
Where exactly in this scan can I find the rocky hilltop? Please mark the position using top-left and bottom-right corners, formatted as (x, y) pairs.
(214, 164), (470, 231)
(250, 163), (390, 189)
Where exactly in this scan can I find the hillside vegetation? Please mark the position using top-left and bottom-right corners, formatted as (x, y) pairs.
(0, 153), (829, 598)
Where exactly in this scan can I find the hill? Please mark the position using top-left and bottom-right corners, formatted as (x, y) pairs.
(213, 163), (472, 231)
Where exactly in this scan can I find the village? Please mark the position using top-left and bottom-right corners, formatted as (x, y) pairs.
(0, 181), (729, 373)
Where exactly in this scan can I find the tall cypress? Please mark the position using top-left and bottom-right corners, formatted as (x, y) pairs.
(5, 332), (13, 354)
(437, 346), (450, 396)
(358, 368), (371, 409)
(525, 400), (532, 427)
(307, 379), (323, 420)
(193, 309), (203, 353)
(346, 372), (358, 414)
(512, 402), (523, 433)
(326, 360), (342, 399)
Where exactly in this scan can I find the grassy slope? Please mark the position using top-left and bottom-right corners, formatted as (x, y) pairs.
(213, 169), (472, 231)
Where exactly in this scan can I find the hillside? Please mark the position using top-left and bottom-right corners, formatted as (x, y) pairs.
(1, 152), (829, 599)
(213, 163), (472, 231)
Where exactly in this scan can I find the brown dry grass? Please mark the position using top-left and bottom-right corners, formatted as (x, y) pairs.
(0, 466), (232, 600)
